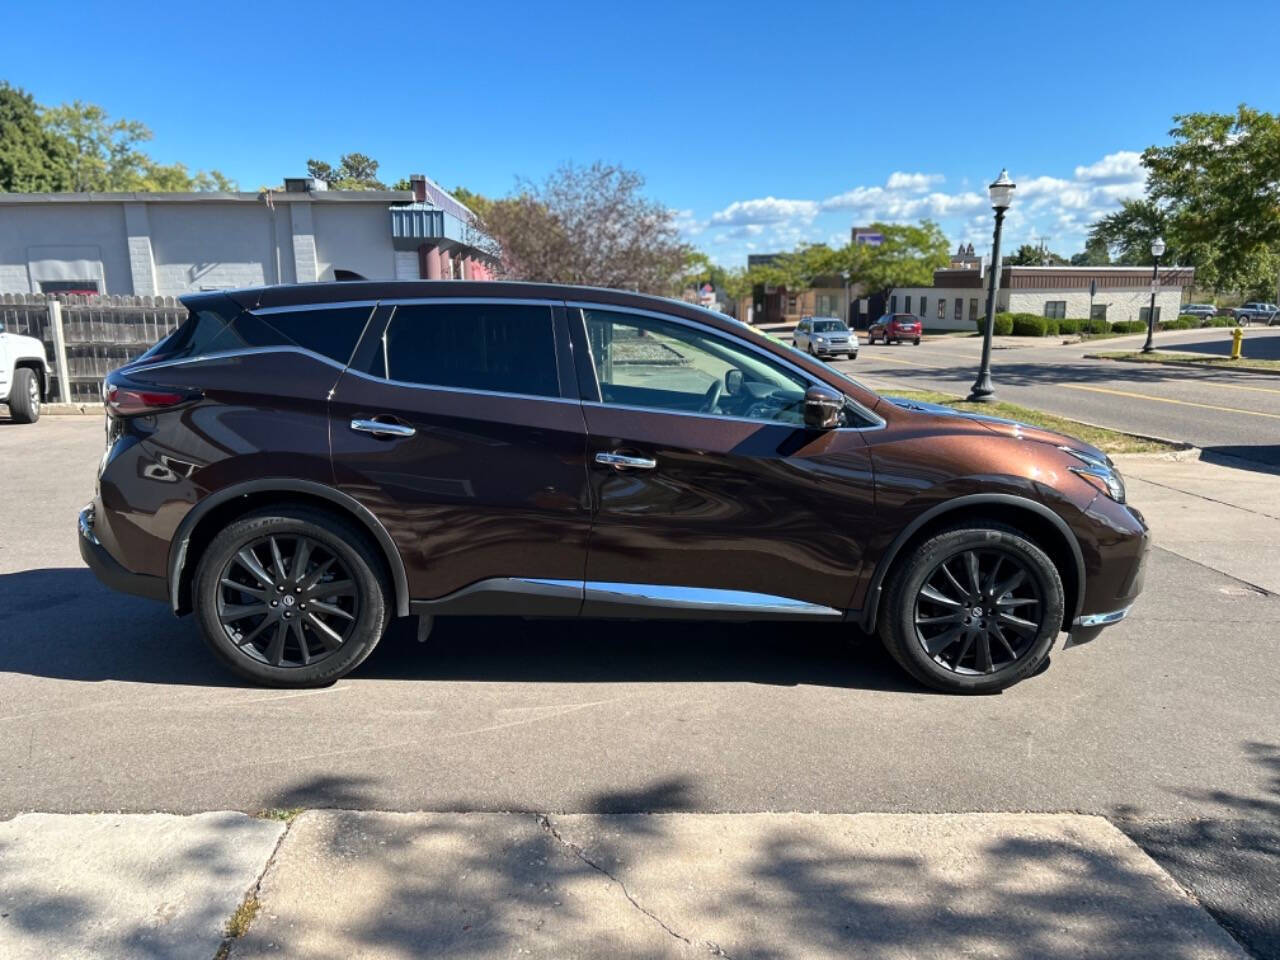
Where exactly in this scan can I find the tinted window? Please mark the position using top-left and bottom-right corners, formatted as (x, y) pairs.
(258, 307), (374, 364)
(585, 309), (810, 425)
(382, 302), (559, 397)
(812, 320), (846, 332)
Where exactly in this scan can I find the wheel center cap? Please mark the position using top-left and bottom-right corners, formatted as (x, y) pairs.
(282, 594), (296, 607)
(970, 605), (984, 619)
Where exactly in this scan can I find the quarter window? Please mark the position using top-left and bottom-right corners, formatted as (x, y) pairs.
(380, 302), (559, 397)
(258, 307), (374, 364)
(584, 309), (811, 426)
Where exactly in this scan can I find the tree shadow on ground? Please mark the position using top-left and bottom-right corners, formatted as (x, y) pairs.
(228, 776), (1244, 960)
(0, 567), (929, 694)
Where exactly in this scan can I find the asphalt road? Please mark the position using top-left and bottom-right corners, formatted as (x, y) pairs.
(833, 326), (1280, 464)
(2, 416), (1278, 957)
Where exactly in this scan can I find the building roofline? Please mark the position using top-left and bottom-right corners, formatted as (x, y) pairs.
(0, 190), (414, 204)
(934, 264), (1195, 273)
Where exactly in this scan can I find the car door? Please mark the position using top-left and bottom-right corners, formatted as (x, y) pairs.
(328, 298), (590, 612)
(569, 303), (878, 616)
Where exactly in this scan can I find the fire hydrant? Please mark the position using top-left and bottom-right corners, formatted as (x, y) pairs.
(1231, 325), (1244, 360)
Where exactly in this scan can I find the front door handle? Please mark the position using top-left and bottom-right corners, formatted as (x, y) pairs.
(351, 418), (416, 439)
(595, 451), (656, 470)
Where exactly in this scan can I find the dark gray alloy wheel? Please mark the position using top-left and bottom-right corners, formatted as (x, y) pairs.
(216, 533), (359, 668)
(879, 524), (1064, 694)
(194, 508), (389, 687)
(9, 367), (40, 423)
(913, 547), (1042, 675)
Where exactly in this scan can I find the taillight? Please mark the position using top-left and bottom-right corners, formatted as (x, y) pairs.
(104, 384), (192, 417)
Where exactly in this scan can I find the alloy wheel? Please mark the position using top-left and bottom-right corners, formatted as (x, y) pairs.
(215, 534), (359, 668)
(28, 377), (39, 414)
(912, 547), (1043, 675)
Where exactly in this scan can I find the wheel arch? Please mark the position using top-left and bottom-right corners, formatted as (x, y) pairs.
(13, 358), (47, 400)
(858, 494), (1085, 634)
(168, 479), (410, 618)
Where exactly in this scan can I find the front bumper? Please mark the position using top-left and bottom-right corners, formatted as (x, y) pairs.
(79, 505), (167, 603)
(812, 342), (856, 355)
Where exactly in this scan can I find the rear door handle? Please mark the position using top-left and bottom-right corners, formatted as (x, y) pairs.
(351, 418), (416, 439)
(595, 451), (656, 470)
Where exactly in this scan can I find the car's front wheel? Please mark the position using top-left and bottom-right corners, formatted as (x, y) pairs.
(194, 506), (390, 687)
(878, 523), (1065, 693)
(8, 367), (40, 423)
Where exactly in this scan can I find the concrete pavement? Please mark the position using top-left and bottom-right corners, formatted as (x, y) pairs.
(0, 810), (1250, 960)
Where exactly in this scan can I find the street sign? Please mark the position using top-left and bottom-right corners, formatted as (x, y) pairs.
(1089, 279), (1097, 298)
(1150, 280), (1159, 294)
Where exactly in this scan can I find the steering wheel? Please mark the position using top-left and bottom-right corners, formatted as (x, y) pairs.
(700, 379), (723, 414)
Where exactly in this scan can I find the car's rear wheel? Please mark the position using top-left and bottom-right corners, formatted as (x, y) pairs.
(8, 368), (40, 423)
(194, 507), (390, 687)
(913, 338), (921, 346)
(878, 523), (1064, 693)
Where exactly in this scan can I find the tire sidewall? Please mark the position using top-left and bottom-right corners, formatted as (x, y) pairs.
(884, 526), (1065, 693)
(9, 368), (40, 423)
(194, 508), (389, 687)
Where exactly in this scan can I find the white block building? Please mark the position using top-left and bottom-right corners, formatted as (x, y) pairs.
(890, 265), (1195, 331)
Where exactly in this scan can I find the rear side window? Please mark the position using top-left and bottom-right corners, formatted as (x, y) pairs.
(379, 302), (559, 397)
(139, 301), (373, 366)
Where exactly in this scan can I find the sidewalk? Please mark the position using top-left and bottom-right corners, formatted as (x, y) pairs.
(0, 811), (1248, 960)
(1114, 451), (1280, 595)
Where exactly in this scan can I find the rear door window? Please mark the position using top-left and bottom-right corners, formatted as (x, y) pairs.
(379, 302), (560, 398)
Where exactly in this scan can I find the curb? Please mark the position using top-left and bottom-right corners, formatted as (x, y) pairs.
(39, 403), (99, 415)
(1085, 355), (1280, 377)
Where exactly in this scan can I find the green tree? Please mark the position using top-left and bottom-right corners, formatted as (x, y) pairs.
(450, 185), (493, 219)
(0, 83), (73, 191)
(1088, 198), (1170, 266)
(1070, 237), (1111, 266)
(479, 162), (690, 293)
(306, 153), (387, 190)
(1005, 242), (1067, 266)
(1142, 106), (1280, 292)
(835, 220), (949, 296)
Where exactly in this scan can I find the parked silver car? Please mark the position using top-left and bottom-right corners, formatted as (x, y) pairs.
(1179, 303), (1218, 323)
(793, 316), (858, 359)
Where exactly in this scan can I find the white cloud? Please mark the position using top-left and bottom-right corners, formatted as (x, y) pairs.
(886, 171), (944, 191)
(1074, 150), (1144, 184)
(709, 196), (819, 226)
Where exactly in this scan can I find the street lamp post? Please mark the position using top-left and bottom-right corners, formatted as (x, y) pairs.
(1141, 236), (1166, 354)
(968, 169), (1016, 403)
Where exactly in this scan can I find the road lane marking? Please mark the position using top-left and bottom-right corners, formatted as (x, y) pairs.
(1179, 379), (1280, 397)
(858, 353), (938, 368)
(1062, 384), (1280, 419)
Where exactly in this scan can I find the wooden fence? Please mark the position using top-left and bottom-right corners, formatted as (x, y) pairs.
(0, 293), (187, 403)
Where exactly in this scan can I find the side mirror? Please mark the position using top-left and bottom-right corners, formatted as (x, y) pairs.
(724, 368), (744, 396)
(803, 385), (843, 430)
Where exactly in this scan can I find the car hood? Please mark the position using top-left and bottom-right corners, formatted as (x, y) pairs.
(884, 397), (1109, 462)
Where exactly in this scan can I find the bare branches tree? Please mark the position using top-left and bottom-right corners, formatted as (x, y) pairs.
(479, 162), (690, 294)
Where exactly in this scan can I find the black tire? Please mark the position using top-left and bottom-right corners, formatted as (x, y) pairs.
(848, 352), (858, 360)
(194, 506), (391, 687)
(913, 339), (921, 346)
(8, 367), (40, 423)
(878, 523), (1065, 694)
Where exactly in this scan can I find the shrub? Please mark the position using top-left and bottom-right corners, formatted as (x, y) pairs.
(973, 313), (1014, 335)
(1057, 318), (1082, 334)
(1081, 318), (1111, 334)
(1111, 320), (1146, 334)
(1011, 315), (1046, 336)
(1166, 315), (1199, 330)
(1205, 315), (1237, 327)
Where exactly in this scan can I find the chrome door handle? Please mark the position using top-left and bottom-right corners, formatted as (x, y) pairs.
(595, 451), (656, 470)
(351, 418), (416, 438)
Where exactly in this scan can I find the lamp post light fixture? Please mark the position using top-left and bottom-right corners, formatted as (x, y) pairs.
(968, 169), (1015, 403)
(1141, 236), (1166, 354)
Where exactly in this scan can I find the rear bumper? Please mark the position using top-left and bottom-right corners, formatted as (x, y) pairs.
(79, 505), (167, 603)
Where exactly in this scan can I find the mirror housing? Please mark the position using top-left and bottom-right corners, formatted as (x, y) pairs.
(724, 368), (744, 396)
(803, 385), (843, 430)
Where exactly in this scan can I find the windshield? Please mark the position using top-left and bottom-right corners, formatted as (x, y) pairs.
(812, 320), (847, 332)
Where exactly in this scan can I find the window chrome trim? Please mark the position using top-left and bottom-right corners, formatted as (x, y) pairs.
(338, 363), (583, 406)
(566, 300), (885, 431)
(127, 344), (348, 373)
(253, 300), (379, 316)
(377, 296), (564, 308)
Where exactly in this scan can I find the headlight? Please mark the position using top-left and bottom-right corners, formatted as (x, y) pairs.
(1059, 446), (1125, 502)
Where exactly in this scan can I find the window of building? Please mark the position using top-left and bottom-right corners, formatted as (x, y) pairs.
(1139, 306), (1162, 325)
(937, 298), (946, 320)
(788, 295), (797, 312)
(381, 302), (560, 397)
(903, 295), (912, 314)
(584, 309), (810, 425)
(919, 296), (927, 318)
(954, 298), (963, 322)
(1044, 301), (1067, 319)
(39, 279), (100, 295)
(968, 299), (978, 322)
(1090, 304), (1108, 322)
(889, 295), (897, 313)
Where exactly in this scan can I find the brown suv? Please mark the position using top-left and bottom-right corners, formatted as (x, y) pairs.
(79, 281), (1148, 693)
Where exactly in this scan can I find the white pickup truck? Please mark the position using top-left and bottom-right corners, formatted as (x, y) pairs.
(0, 321), (48, 423)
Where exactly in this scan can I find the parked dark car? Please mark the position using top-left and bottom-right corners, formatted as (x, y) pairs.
(80, 281), (1147, 694)
(867, 313), (923, 345)
(1233, 302), (1279, 325)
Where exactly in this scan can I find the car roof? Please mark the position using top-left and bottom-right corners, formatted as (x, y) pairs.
(181, 280), (741, 333)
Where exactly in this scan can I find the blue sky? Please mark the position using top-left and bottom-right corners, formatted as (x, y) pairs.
(3, 0), (1276, 266)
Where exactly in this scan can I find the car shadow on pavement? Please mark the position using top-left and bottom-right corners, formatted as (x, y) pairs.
(1200, 446), (1280, 474)
(0, 567), (931, 694)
